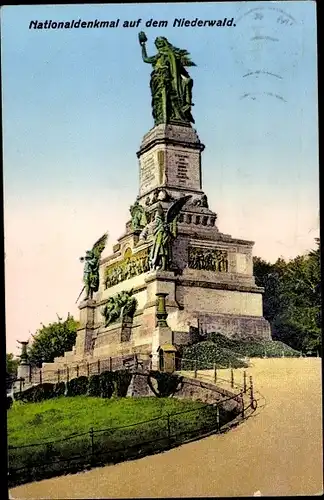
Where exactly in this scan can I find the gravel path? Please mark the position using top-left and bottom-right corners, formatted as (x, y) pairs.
(10, 358), (323, 498)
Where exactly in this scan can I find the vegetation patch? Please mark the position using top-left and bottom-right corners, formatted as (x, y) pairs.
(206, 333), (301, 358)
(181, 341), (249, 370)
(7, 396), (223, 487)
(180, 334), (301, 370)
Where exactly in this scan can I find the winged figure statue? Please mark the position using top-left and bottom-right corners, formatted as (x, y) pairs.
(77, 233), (108, 301)
(149, 195), (192, 270)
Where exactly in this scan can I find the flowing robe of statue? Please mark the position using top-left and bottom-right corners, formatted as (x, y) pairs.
(149, 210), (173, 271)
(139, 33), (196, 125)
(147, 196), (192, 271)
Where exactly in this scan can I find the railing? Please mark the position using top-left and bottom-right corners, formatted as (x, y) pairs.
(8, 382), (252, 487)
(16, 353), (152, 391)
(177, 357), (259, 422)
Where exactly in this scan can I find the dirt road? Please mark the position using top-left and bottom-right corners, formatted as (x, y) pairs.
(10, 358), (323, 498)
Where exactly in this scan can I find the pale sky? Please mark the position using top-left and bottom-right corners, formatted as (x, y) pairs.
(1, 2), (318, 354)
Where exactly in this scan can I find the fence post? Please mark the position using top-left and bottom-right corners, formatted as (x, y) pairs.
(231, 368), (234, 388)
(39, 369), (42, 385)
(264, 350), (267, 359)
(249, 375), (254, 402)
(213, 363), (217, 384)
(98, 359), (100, 374)
(216, 405), (220, 432)
(109, 357), (112, 371)
(240, 390), (245, 419)
(194, 359), (198, 378)
(66, 366), (69, 383)
(76, 365), (79, 378)
(282, 350), (285, 358)
(243, 371), (247, 393)
(166, 412), (171, 447)
(29, 367), (32, 384)
(89, 427), (94, 456)
(57, 369), (60, 383)
(87, 363), (90, 377)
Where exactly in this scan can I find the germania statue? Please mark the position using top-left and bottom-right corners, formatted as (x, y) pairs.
(138, 32), (196, 126)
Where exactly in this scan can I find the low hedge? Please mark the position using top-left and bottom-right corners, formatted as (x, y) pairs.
(99, 371), (115, 398)
(114, 370), (132, 397)
(148, 371), (183, 397)
(7, 396), (13, 410)
(88, 374), (101, 397)
(66, 376), (89, 397)
(54, 381), (66, 397)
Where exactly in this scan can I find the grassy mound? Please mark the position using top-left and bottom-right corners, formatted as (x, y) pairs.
(181, 341), (249, 370)
(180, 334), (301, 370)
(207, 333), (301, 358)
(8, 396), (223, 487)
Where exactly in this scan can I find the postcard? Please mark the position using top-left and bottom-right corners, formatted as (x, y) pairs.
(2, 1), (321, 498)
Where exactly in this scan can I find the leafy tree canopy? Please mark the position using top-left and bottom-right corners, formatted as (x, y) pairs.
(28, 313), (79, 367)
(6, 353), (20, 377)
(253, 238), (321, 353)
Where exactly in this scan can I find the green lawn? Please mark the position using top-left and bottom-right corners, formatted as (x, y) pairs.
(8, 396), (205, 448)
(8, 395), (222, 487)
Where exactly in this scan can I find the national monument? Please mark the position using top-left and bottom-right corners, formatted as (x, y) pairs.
(41, 33), (271, 374)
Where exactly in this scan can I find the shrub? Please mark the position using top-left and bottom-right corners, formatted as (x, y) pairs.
(205, 333), (301, 358)
(148, 371), (183, 398)
(31, 383), (55, 403)
(66, 376), (89, 397)
(54, 381), (66, 397)
(182, 341), (248, 369)
(113, 370), (132, 397)
(99, 371), (115, 398)
(88, 374), (101, 397)
(7, 396), (13, 410)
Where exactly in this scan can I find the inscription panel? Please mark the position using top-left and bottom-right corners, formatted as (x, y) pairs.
(166, 146), (201, 190)
(139, 151), (159, 195)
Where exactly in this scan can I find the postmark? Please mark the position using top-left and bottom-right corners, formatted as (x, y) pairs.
(230, 5), (303, 77)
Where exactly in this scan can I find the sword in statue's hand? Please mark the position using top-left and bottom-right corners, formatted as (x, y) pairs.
(75, 286), (85, 304)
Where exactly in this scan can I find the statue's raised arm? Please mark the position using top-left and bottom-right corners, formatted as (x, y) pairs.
(138, 32), (196, 126)
(138, 31), (156, 64)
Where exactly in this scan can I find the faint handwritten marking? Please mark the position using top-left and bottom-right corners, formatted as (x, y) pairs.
(240, 92), (287, 102)
(254, 491), (262, 496)
(243, 71), (283, 79)
(251, 36), (279, 42)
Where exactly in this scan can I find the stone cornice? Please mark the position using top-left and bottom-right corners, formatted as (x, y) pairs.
(137, 138), (205, 157)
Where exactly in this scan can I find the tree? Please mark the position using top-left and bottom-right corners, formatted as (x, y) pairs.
(253, 239), (321, 353)
(6, 353), (19, 377)
(28, 314), (79, 367)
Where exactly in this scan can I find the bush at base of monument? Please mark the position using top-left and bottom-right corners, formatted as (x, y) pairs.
(88, 374), (101, 397)
(14, 383), (56, 403)
(66, 376), (89, 397)
(99, 371), (115, 398)
(54, 381), (66, 397)
(114, 370), (133, 397)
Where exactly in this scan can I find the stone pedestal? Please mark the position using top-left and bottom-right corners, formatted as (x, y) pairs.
(137, 123), (205, 201)
(151, 325), (173, 369)
(75, 299), (96, 356)
(17, 363), (30, 382)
